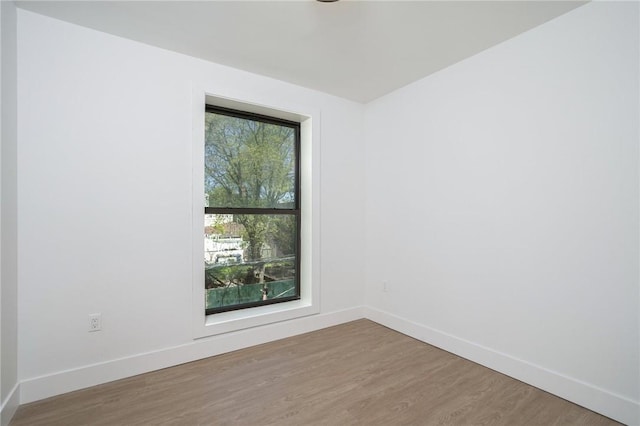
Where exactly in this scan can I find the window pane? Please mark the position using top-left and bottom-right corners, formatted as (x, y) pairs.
(205, 112), (296, 209)
(205, 213), (298, 312)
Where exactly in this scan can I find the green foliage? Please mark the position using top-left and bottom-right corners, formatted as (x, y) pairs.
(205, 258), (296, 292)
(270, 215), (296, 257)
(205, 112), (297, 260)
(205, 263), (254, 288)
(236, 214), (270, 260)
(205, 113), (295, 209)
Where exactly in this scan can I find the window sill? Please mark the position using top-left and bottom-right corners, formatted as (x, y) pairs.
(195, 299), (319, 338)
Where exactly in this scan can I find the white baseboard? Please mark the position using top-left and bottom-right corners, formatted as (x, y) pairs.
(17, 305), (639, 426)
(363, 306), (639, 426)
(20, 306), (365, 404)
(1, 382), (20, 426)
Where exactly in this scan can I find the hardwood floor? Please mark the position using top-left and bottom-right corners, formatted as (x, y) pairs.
(11, 319), (619, 426)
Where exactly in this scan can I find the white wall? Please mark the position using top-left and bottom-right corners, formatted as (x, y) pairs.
(1, 0), (20, 424)
(17, 9), (365, 401)
(364, 2), (638, 424)
(13, 2), (640, 424)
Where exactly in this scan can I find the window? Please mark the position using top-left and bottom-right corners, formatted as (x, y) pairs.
(192, 90), (319, 338)
(204, 105), (301, 314)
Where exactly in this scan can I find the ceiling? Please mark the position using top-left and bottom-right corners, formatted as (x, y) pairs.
(16, 0), (585, 103)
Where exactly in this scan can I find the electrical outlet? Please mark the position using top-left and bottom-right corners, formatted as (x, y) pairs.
(89, 313), (102, 332)
(383, 281), (389, 292)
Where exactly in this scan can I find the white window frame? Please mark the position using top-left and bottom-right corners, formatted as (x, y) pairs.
(191, 86), (321, 338)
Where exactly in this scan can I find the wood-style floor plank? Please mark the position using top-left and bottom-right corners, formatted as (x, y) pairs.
(10, 319), (620, 426)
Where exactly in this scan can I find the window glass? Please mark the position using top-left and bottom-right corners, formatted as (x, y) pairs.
(205, 113), (296, 209)
(205, 107), (300, 314)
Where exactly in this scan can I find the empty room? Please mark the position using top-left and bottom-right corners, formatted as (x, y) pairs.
(1, 0), (638, 425)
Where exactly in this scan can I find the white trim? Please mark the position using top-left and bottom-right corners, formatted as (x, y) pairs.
(20, 306), (364, 404)
(191, 86), (322, 338)
(16, 307), (639, 425)
(0, 382), (20, 426)
(363, 306), (640, 426)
